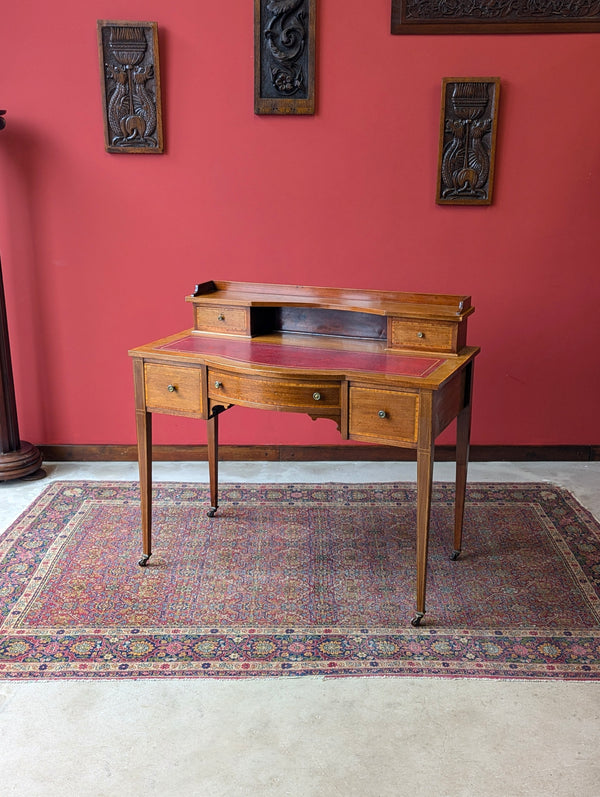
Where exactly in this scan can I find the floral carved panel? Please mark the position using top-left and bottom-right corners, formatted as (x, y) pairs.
(436, 78), (500, 206)
(392, 1), (600, 34)
(97, 21), (164, 153)
(254, 0), (316, 115)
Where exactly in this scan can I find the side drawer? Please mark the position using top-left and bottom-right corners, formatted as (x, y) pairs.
(194, 304), (251, 335)
(349, 386), (419, 445)
(389, 318), (457, 353)
(208, 367), (340, 413)
(144, 363), (203, 415)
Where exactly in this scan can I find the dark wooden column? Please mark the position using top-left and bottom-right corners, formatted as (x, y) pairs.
(0, 109), (44, 481)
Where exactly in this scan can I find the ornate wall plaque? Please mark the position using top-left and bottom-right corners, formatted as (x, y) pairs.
(254, 0), (316, 115)
(392, 1), (600, 34)
(436, 78), (500, 206)
(97, 21), (164, 153)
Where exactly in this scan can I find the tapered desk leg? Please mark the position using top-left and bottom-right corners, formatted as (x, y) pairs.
(136, 409), (152, 567)
(452, 362), (474, 560)
(412, 439), (435, 627)
(207, 413), (219, 517)
(411, 388), (435, 628)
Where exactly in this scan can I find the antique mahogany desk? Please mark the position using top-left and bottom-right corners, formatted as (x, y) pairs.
(129, 281), (479, 626)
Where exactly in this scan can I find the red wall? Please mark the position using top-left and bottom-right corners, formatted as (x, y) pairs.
(1, 2), (599, 449)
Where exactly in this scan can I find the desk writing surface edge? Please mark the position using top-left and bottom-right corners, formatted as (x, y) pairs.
(129, 330), (478, 391)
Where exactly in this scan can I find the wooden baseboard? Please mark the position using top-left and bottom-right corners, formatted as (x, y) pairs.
(39, 444), (598, 462)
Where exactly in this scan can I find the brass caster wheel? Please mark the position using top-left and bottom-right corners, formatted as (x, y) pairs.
(138, 554), (150, 567)
(410, 613), (424, 627)
(450, 549), (461, 561)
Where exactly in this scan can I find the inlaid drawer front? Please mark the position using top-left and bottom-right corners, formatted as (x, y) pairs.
(390, 318), (456, 353)
(349, 386), (419, 444)
(194, 304), (250, 335)
(144, 364), (203, 414)
(209, 367), (340, 412)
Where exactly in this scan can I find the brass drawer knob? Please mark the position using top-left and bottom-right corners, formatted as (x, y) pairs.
(313, 392), (321, 401)
(217, 314), (225, 321)
(378, 410), (387, 418)
(167, 384), (177, 393)
(214, 381), (223, 389)
(417, 331), (425, 339)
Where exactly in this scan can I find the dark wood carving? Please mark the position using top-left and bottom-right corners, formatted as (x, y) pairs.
(436, 78), (500, 206)
(97, 21), (164, 153)
(392, 0), (600, 34)
(254, 0), (316, 115)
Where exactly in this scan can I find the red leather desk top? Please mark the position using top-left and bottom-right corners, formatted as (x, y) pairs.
(159, 335), (443, 379)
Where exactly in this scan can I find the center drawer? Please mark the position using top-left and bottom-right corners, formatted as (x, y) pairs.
(208, 367), (340, 413)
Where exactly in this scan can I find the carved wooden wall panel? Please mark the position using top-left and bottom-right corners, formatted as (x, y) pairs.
(254, 0), (316, 115)
(97, 21), (164, 153)
(392, 0), (600, 34)
(436, 78), (500, 206)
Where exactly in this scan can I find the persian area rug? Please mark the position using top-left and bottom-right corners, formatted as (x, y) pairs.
(1, 481), (599, 681)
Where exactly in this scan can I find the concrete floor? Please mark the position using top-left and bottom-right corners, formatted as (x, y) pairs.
(1, 460), (599, 797)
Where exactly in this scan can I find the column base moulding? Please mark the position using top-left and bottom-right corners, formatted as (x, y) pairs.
(0, 441), (46, 481)
(38, 444), (598, 463)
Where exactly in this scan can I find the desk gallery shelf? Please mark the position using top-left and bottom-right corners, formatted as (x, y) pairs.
(185, 280), (473, 355)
